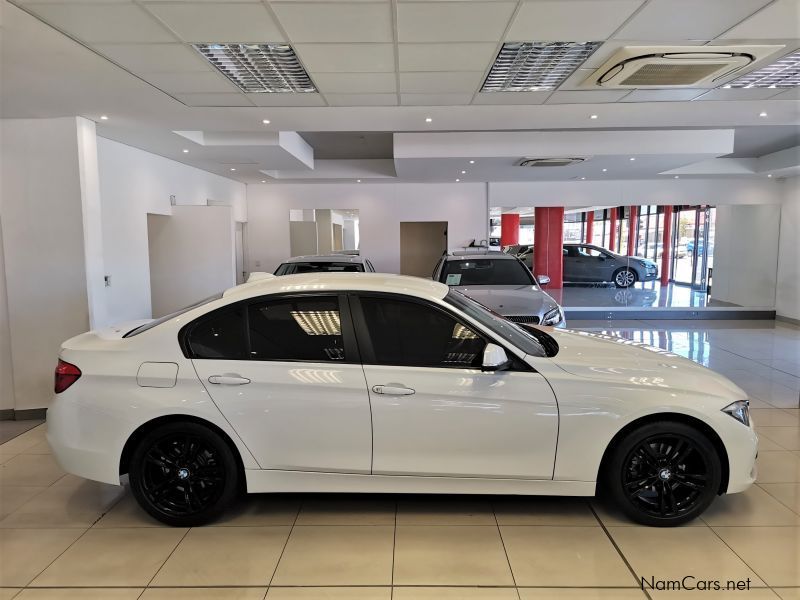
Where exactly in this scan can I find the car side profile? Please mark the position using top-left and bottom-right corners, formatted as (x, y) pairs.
(563, 243), (659, 287)
(274, 254), (376, 275)
(48, 274), (756, 527)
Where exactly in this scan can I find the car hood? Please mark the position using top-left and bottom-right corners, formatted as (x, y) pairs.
(545, 328), (745, 401)
(452, 285), (558, 316)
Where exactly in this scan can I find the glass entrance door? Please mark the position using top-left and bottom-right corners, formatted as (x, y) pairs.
(671, 206), (713, 291)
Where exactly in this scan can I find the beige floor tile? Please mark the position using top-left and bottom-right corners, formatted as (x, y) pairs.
(609, 526), (765, 586)
(0, 428), (47, 456)
(760, 483), (800, 513)
(214, 494), (300, 526)
(20, 441), (52, 455)
(294, 495), (394, 526)
(493, 496), (598, 526)
(0, 485), (46, 519)
(0, 455), (64, 487)
(16, 589), (143, 599)
(757, 451), (800, 483)
(141, 588), (268, 599)
(0, 528), (84, 586)
(713, 526), (800, 587)
(701, 484), (800, 526)
(776, 587), (800, 599)
(32, 527), (187, 587)
(591, 500), (705, 527)
(0, 453), (15, 465)
(759, 427), (800, 451)
(0, 475), (125, 528)
(396, 496), (495, 525)
(648, 589), (779, 599)
(393, 525), (513, 586)
(759, 436), (790, 452)
(272, 525), (394, 586)
(152, 526), (290, 586)
(501, 526), (632, 587)
(267, 588), (390, 599)
(752, 409), (800, 427)
(518, 590), (646, 599)
(394, 588), (518, 599)
(0, 589), (20, 600)
(92, 492), (167, 528)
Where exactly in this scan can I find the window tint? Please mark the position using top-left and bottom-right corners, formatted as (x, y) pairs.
(439, 259), (533, 286)
(577, 246), (606, 258)
(249, 297), (345, 362)
(359, 296), (486, 368)
(186, 305), (247, 359)
(286, 262), (363, 274)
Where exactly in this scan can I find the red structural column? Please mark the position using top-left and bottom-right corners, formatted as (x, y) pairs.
(608, 207), (617, 251)
(584, 211), (594, 244)
(533, 207), (565, 288)
(627, 205), (639, 256)
(660, 205), (673, 285)
(500, 213), (520, 247)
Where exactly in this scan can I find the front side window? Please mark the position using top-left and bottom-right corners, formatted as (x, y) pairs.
(359, 296), (486, 368)
(439, 259), (534, 286)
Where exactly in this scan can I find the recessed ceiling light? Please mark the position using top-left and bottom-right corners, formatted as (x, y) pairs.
(461, 170), (466, 174)
(455, 178), (460, 182)
(262, 119), (270, 124)
(469, 160), (475, 164)
(767, 173), (773, 178)
(759, 111), (768, 117)
(724, 49), (800, 89)
(193, 43), (316, 93)
(182, 149), (189, 153)
(425, 117), (432, 123)
(261, 180), (266, 183)
(356, 179), (361, 183)
(481, 41), (602, 92)
(590, 114), (598, 119)
(602, 168), (608, 172)
(99, 115), (108, 120)
(230, 168), (236, 171)
(674, 175), (680, 179)
(580, 177), (586, 180)
(629, 157), (636, 161)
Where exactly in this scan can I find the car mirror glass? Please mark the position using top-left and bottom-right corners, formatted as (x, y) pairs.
(536, 274), (551, 286)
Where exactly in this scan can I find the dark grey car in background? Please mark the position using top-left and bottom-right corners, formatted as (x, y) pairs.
(431, 251), (565, 327)
(563, 243), (658, 288)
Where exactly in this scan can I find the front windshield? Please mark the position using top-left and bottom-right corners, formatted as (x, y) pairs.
(440, 258), (534, 286)
(444, 290), (553, 358)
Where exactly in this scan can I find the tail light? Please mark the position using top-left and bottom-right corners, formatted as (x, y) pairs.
(54, 359), (81, 393)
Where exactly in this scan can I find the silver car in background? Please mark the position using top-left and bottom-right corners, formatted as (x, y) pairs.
(431, 251), (565, 327)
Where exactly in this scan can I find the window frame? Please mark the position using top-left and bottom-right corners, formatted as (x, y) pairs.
(179, 292), (361, 364)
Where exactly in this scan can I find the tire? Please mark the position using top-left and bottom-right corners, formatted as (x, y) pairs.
(129, 421), (239, 526)
(604, 421), (721, 527)
(613, 268), (637, 288)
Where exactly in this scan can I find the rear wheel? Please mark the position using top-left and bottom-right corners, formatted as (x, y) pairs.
(129, 422), (238, 526)
(614, 268), (637, 288)
(605, 421), (721, 526)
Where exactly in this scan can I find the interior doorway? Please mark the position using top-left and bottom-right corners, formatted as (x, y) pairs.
(400, 221), (448, 278)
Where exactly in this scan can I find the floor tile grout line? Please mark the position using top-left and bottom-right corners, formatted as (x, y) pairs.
(17, 522), (96, 590)
(705, 523), (776, 594)
(265, 496), (303, 592)
(755, 483), (800, 516)
(491, 500), (522, 600)
(141, 525), (191, 590)
(390, 498), (397, 600)
(588, 503), (653, 600)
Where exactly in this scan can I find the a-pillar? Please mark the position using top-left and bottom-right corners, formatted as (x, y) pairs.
(534, 207), (564, 288)
(627, 205), (639, 256)
(500, 213), (520, 247)
(584, 210), (594, 244)
(660, 205), (673, 285)
(609, 207), (617, 251)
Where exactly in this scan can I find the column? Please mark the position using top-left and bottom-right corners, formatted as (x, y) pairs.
(627, 205), (639, 256)
(584, 210), (594, 244)
(609, 207), (617, 251)
(661, 205), (673, 285)
(533, 207), (565, 288)
(500, 213), (520, 247)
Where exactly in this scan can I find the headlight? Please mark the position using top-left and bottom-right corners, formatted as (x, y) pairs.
(541, 306), (564, 326)
(722, 400), (750, 426)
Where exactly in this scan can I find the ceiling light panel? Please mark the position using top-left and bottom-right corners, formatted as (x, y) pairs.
(193, 44), (316, 93)
(481, 42), (602, 92)
(724, 49), (800, 88)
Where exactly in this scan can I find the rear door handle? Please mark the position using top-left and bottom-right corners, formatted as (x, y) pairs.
(208, 374), (251, 385)
(372, 385), (415, 396)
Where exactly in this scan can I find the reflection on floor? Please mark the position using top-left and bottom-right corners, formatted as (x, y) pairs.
(0, 320), (798, 599)
(550, 281), (734, 309)
(0, 420), (44, 445)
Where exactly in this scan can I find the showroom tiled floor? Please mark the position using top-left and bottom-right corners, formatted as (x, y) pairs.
(0, 319), (798, 599)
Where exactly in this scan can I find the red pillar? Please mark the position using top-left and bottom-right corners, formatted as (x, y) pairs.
(533, 207), (565, 288)
(627, 205), (639, 256)
(584, 211), (594, 244)
(608, 207), (617, 251)
(500, 213), (520, 247)
(660, 205), (673, 285)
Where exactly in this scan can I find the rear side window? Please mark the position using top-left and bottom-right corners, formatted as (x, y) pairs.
(186, 306), (247, 359)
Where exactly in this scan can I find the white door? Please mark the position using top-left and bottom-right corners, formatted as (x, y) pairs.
(189, 295), (372, 473)
(354, 294), (558, 479)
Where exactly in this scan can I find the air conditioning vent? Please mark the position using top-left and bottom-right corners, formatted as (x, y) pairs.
(582, 45), (784, 89)
(517, 157), (587, 167)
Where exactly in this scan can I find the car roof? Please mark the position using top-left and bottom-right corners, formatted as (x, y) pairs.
(283, 254), (366, 264)
(223, 273), (449, 302)
(444, 253), (518, 261)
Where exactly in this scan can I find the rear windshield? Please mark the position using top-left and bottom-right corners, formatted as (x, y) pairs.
(440, 259), (534, 286)
(279, 262), (364, 274)
(123, 293), (223, 337)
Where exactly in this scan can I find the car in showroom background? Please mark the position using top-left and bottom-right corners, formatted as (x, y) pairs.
(48, 273), (756, 527)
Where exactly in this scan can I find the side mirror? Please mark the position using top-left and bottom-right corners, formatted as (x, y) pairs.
(536, 274), (551, 286)
(482, 343), (511, 372)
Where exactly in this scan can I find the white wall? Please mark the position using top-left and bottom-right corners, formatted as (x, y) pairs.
(0, 221), (14, 412)
(246, 183), (488, 274)
(777, 177), (800, 321)
(97, 137), (246, 325)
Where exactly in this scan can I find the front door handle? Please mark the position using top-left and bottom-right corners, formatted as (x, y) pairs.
(208, 374), (251, 385)
(372, 385), (415, 396)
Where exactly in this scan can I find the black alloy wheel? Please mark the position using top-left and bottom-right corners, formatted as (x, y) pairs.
(129, 422), (238, 526)
(606, 422), (721, 526)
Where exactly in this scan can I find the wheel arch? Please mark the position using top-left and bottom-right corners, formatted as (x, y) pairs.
(597, 412), (730, 495)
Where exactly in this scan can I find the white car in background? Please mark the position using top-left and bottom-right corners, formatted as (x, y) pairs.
(48, 274), (756, 527)
(274, 254), (376, 275)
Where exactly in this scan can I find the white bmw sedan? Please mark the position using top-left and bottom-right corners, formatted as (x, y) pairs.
(47, 273), (757, 527)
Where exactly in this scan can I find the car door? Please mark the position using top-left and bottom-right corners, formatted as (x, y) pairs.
(351, 293), (558, 479)
(562, 246), (584, 281)
(188, 293), (373, 473)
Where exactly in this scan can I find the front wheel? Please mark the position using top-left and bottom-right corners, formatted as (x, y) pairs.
(614, 268), (637, 288)
(129, 422), (239, 526)
(605, 421), (721, 526)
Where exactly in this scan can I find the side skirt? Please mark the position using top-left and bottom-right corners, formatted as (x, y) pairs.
(245, 469), (596, 496)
